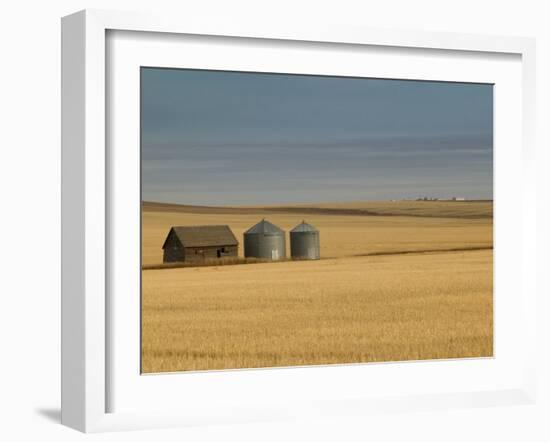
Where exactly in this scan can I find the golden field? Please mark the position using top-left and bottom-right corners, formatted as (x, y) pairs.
(141, 200), (493, 373)
(141, 200), (492, 266)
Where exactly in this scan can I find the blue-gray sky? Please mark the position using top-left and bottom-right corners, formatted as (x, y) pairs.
(141, 68), (493, 205)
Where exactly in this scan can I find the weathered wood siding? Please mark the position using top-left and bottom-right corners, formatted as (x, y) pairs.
(183, 245), (238, 263)
(163, 246), (185, 263)
(162, 226), (239, 264)
(162, 230), (185, 263)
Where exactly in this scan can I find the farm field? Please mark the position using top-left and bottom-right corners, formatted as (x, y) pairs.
(141, 200), (493, 373)
(141, 200), (492, 266)
(246, 199), (493, 219)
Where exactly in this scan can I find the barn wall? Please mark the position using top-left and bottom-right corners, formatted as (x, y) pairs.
(162, 231), (186, 263)
(184, 245), (238, 263)
(163, 245), (185, 263)
(222, 245), (238, 257)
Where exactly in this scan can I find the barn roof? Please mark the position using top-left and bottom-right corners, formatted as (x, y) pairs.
(245, 219), (284, 235)
(162, 225), (238, 249)
(290, 221), (318, 233)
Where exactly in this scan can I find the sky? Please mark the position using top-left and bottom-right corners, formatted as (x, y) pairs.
(141, 68), (493, 205)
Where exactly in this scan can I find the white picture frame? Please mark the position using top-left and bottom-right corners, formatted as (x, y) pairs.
(61, 9), (538, 433)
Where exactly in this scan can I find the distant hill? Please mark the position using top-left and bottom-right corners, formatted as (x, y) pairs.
(142, 200), (493, 219)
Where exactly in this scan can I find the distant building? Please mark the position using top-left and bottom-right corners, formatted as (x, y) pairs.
(162, 225), (238, 263)
(415, 196), (441, 201)
(452, 197), (466, 201)
(243, 219), (286, 260)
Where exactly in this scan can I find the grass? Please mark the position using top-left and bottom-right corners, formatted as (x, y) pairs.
(287, 200), (493, 219)
(143, 256), (280, 270)
(141, 250), (493, 373)
(141, 202), (493, 266)
(141, 200), (493, 373)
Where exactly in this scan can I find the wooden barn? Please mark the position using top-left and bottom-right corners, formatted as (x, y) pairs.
(162, 225), (239, 264)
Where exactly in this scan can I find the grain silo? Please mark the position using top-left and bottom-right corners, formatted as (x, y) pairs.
(290, 221), (320, 260)
(244, 219), (286, 260)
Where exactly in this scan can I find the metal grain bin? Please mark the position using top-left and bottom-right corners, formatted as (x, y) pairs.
(290, 221), (320, 260)
(244, 219), (286, 260)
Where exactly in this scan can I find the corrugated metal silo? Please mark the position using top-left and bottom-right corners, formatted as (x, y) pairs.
(244, 219), (286, 260)
(290, 221), (320, 260)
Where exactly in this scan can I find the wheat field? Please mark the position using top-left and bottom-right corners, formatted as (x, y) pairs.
(141, 201), (493, 373)
(141, 201), (492, 266)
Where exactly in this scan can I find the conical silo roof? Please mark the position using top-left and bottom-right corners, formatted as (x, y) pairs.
(245, 219), (284, 235)
(290, 220), (318, 233)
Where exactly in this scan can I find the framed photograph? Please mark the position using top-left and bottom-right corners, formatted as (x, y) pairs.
(61, 9), (538, 433)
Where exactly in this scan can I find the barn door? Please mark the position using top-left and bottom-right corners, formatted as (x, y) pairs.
(271, 249), (279, 260)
